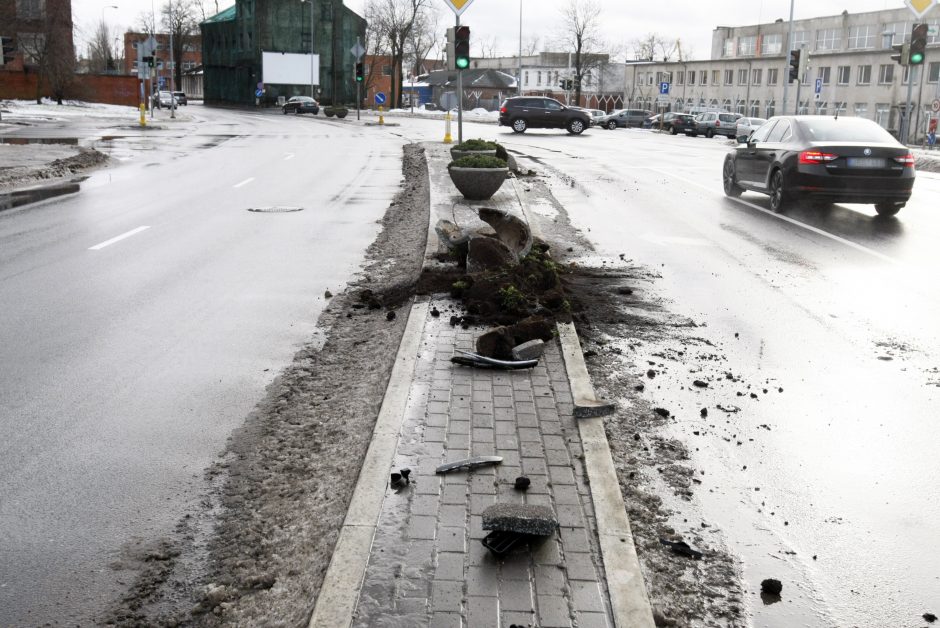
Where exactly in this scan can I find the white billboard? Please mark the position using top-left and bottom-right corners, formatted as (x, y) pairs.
(262, 51), (319, 85)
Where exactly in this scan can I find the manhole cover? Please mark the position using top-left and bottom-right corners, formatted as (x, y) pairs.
(246, 206), (304, 213)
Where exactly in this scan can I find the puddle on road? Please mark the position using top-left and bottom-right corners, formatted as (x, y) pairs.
(0, 137), (80, 145)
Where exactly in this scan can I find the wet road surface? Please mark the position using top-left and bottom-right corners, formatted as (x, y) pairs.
(0, 107), (406, 624)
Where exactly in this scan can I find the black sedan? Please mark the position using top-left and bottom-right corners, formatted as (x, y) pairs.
(722, 115), (915, 215)
(282, 96), (319, 115)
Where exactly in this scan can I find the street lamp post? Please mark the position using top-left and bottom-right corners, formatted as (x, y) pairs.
(304, 0), (316, 99)
(517, 0), (522, 96)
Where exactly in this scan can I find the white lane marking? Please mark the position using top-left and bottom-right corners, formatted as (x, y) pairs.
(646, 167), (901, 266)
(233, 177), (255, 188)
(88, 226), (150, 251)
(284, 153), (295, 161)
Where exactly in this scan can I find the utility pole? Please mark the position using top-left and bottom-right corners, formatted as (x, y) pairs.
(169, 29), (175, 119)
(781, 0), (795, 117)
(517, 0), (522, 96)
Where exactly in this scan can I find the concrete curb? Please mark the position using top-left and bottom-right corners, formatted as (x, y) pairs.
(307, 298), (430, 628)
(557, 322), (656, 628)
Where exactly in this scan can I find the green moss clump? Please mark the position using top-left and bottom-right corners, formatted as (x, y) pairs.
(455, 138), (498, 151)
(499, 284), (526, 311)
(448, 155), (508, 169)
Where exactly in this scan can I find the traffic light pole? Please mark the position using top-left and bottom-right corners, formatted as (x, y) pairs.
(902, 66), (916, 145)
(781, 0), (795, 116)
(456, 15), (463, 145)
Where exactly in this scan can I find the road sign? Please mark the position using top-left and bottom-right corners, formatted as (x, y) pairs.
(905, 0), (936, 18)
(350, 40), (366, 60)
(932, 98), (940, 113)
(255, 88), (263, 98)
(656, 94), (669, 105)
(814, 92), (821, 101)
(257, 81), (263, 90)
(441, 0), (474, 16)
(659, 82), (669, 95)
(375, 92), (386, 105)
(815, 78), (822, 94)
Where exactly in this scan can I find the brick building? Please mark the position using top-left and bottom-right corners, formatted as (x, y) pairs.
(122, 32), (203, 82)
(0, 0), (75, 100)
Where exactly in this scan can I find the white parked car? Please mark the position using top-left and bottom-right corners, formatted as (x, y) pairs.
(736, 117), (767, 138)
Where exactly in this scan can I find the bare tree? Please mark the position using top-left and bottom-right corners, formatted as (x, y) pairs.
(475, 34), (498, 59)
(557, 0), (603, 105)
(630, 32), (691, 62)
(161, 0), (200, 91)
(521, 35), (541, 57)
(88, 20), (117, 73)
(360, 3), (387, 105)
(15, 0), (75, 104)
(366, 0), (431, 109)
(407, 4), (440, 78)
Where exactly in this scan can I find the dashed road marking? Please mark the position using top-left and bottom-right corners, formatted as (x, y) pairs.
(88, 226), (150, 251)
(233, 177), (255, 188)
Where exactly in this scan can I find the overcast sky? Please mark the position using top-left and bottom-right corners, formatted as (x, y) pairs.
(75, 0), (914, 58)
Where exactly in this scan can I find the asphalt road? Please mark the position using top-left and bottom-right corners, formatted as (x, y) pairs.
(0, 107), (406, 624)
(390, 115), (940, 626)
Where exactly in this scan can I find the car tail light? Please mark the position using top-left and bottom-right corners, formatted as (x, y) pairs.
(893, 153), (915, 167)
(799, 150), (838, 165)
(500, 106), (507, 114)
(715, 120), (721, 127)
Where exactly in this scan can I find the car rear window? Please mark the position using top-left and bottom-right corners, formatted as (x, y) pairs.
(719, 114), (738, 122)
(798, 117), (897, 142)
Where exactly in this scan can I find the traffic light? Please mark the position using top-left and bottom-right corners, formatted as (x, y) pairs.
(788, 49), (800, 82)
(891, 43), (910, 66)
(910, 23), (927, 65)
(1, 37), (15, 65)
(454, 25), (470, 70)
(355, 62), (364, 82)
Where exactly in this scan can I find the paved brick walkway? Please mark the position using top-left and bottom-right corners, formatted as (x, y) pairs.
(350, 299), (614, 628)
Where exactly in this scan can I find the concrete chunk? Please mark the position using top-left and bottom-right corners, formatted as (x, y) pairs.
(481, 503), (558, 536)
(511, 339), (545, 361)
(573, 397), (616, 419)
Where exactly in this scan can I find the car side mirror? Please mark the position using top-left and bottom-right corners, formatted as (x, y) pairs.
(737, 135), (750, 144)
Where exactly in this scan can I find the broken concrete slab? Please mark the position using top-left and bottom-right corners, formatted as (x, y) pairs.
(435, 219), (471, 252)
(511, 339), (545, 361)
(482, 503), (558, 536)
(478, 207), (533, 260)
(574, 397), (616, 419)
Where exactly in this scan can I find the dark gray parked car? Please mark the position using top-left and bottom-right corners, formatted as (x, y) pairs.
(498, 97), (591, 134)
(599, 109), (652, 129)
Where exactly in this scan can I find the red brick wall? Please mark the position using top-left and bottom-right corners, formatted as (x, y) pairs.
(0, 70), (141, 106)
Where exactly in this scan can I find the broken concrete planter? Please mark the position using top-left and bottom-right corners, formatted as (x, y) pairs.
(448, 166), (508, 201)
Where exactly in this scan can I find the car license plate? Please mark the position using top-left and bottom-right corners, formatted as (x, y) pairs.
(846, 157), (885, 168)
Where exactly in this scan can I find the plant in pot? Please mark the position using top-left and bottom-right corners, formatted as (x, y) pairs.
(447, 154), (509, 201)
(324, 105), (349, 118)
(450, 138), (498, 161)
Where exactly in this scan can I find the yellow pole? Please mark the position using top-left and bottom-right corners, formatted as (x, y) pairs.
(378, 106), (384, 125)
(139, 103), (146, 127)
(443, 111), (452, 144)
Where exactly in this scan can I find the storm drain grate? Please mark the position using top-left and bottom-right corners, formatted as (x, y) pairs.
(246, 206), (304, 213)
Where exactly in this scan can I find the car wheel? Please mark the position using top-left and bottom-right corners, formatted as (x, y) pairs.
(511, 118), (527, 133)
(567, 119), (585, 134)
(705, 128), (714, 138)
(686, 132), (697, 137)
(295, 109), (301, 114)
(874, 202), (903, 216)
(283, 108), (288, 115)
(723, 156), (743, 198)
(670, 126), (678, 135)
(769, 169), (791, 212)
(607, 120), (617, 130)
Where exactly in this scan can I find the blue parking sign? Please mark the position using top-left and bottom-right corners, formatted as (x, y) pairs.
(660, 82), (670, 95)
(815, 78), (822, 94)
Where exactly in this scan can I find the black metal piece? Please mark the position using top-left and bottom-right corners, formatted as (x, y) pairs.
(514, 476), (531, 491)
(660, 538), (703, 560)
(450, 349), (538, 370)
(482, 530), (529, 556)
(390, 472), (402, 487)
(435, 456), (502, 474)
(400, 468), (411, 484)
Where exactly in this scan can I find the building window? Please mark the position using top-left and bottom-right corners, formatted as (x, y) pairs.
(382, 65), (392, 76)
(798, 99), (810, 114)
(848, 25), (875, 49)
(676, 71), (684, 86)
(791, 30), (809, 49)
(875, 103), (890, 127)
(928, 62), (940, 83)
(712, 70), (720, 84)
(878, 64), (894, 84)
(834, 101), (847, 115)
(735, 99), (746, 114)
(738, 36), (757, 56)
(697, 70), (705, 85)
(524, 70), (529, 85)
(749, 99), (760, 117)
(818, 66), (831, 85)
(768, 68), (779, 85)
(723, 39), (734, 57)
(929, 18), (940, 45)
(648, 74), (654, 85)
(722, 98), (732, 111)
(837, 65), (850, 85)
(16, 0), (43, 19)
(817, 100), (828, 115)
(761, 33), (782, 55)
(687, 70), (695, 85)
(815, 28), (841, 51)
(724, 69), (733, 85)
(884, 22), (910, 47)
(537, 70), (543, 84)
(752, 68), (762, 85)
(766, 100), (775, 117)
(854, 102), (868, 119)
(857, 65), (872, 85)
(738, 68), (748, 85)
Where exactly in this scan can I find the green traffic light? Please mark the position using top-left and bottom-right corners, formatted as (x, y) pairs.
(910, 52), (924, 64)
(456, 57), (469, 69)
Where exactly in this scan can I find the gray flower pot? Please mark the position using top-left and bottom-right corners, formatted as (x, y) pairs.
(448, 166), (508, 200)
(450, 148), (498, 161)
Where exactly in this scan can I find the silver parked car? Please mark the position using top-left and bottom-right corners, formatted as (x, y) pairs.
(599, 109), (652, 130)
(691, 111), (742, 138)
(735, 117), (767, 138)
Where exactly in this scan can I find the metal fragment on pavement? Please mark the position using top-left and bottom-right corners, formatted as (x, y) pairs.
(451, 349), (538, 370)
(435, 455), (503, 474)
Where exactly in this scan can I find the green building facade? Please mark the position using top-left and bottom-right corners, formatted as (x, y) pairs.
(201, 0), (366, 106)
